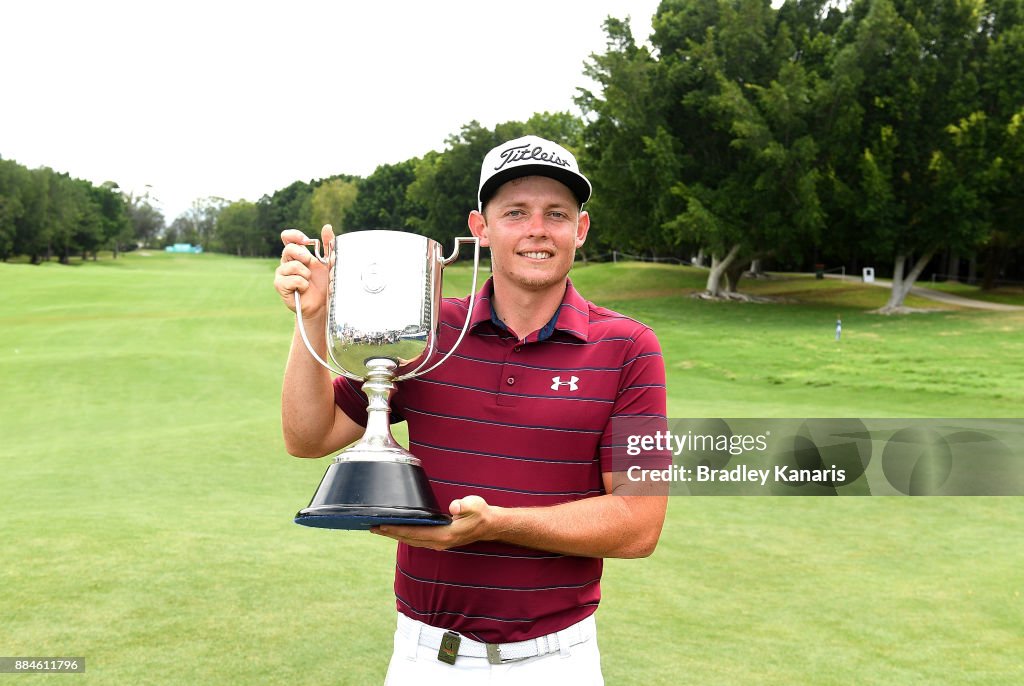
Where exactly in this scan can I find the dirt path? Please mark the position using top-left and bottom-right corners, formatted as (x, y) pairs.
(826, 275), (1024, 312)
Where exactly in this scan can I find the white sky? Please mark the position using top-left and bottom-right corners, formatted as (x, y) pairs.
(1, 0), (660, 221)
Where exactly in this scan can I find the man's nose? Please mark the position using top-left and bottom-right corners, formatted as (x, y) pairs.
(525, 212), (549, 236)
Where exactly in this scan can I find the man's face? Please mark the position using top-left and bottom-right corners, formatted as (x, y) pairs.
(469, 175), (590, 294)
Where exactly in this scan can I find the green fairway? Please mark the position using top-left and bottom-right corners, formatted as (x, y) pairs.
(1, 252), (1021, 685)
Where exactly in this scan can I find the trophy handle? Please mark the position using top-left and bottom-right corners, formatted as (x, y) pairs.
(292, 237), (363, 381)
(395, 236), (481, 382)
(302, 237), (328, 263)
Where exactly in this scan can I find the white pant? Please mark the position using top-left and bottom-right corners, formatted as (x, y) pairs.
(383, 614), (604, 686)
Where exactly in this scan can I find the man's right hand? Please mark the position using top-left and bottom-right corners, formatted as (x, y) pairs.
(276, 222), (364, 458)
(274, 224), (336, 318)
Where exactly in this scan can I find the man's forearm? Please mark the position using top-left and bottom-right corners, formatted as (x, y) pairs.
(281, 318), (345, 458)
(486, 493), (666, 559)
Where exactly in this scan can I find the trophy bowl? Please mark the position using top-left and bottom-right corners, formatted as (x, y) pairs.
(291, 229), (479, 530)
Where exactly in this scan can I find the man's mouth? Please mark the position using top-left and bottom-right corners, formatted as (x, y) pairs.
(519, 250), (553, 260)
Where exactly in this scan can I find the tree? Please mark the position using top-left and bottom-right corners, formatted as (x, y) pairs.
(0, 159), (29, 260)
(407, 122), (506, 246)
(68, 178), (105, 262)
(407, 114), (586, 247)
(0, 158), (131, 262)
(643, 1), (830, 295)
(829, 0), (993, 312)
(311, 178), (358, 231)
(346, 159), (423, 231)
(163, 216), (187, 247)
(11, 165), (51, 263)
(974, 0), (1024, 288)
(215, 200), (260, 256)
(577, 17), (679, 256)
(127, 191), (164, 248)
(577, 3), (837, 293)
(94, 182), (132, 258)
(178, 197), (228, 250)
(40, 169), (80, 264)
(256, 180), (315, 254)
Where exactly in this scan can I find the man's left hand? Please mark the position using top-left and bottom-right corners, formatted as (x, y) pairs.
(371, 495), (497, 550)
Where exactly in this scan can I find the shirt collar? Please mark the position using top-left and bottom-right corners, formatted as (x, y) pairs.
(468, 277), (590, 343)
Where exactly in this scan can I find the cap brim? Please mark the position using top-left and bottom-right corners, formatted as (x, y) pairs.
(479, 165), (591, 209)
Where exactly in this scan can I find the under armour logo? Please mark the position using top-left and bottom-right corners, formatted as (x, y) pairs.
(551, 376), (579, 392)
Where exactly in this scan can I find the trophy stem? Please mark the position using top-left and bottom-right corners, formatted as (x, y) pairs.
(339, 358), (420, 465)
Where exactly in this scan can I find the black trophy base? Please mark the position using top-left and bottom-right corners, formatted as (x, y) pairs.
(294, 459), (451, 530)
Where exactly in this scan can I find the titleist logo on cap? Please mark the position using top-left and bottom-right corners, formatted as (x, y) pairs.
(494, 144), (573, 171)
(477, 135), (591, 209)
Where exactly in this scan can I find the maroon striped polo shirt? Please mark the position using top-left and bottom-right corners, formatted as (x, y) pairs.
(333, 277), (667, 643)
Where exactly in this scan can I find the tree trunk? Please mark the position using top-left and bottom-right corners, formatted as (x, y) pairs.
(878, 251), (934, 313)
(705, 244), (742, 297)
(724, 258), (747, 293)
(947, 252), (959, 281)
(979, 238), (1012, 291)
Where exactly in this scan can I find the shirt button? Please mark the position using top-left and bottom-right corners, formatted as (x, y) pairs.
(506, 376), (515, 386)
(513, 346), (522, 353)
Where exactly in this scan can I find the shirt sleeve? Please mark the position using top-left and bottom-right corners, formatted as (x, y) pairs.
(333, 376), (369, 427)
(332, 376), (406, 427)
(599, 325), (671, 474)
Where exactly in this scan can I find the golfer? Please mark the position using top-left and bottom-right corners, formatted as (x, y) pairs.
(274, 135), (668, 684)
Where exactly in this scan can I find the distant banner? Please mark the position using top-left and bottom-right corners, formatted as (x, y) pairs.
(610, 418), (1024, 495)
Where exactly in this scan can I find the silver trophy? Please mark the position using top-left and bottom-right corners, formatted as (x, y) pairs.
(291, 229), (479, 530)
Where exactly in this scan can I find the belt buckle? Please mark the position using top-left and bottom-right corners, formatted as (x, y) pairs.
(438, 631), (461, 666)
(485, 643), (504, 665)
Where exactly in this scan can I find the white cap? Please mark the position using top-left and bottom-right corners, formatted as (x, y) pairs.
(477, 135), (592, 210)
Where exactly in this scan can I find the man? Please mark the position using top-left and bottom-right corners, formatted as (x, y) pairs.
(274, 135), (668, 684)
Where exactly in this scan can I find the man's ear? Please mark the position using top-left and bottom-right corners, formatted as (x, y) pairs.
(575, 210), (591, 248)
(468, 210), (490, 247)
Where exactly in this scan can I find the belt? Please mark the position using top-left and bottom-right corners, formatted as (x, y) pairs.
(397, 613), (596, 665)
